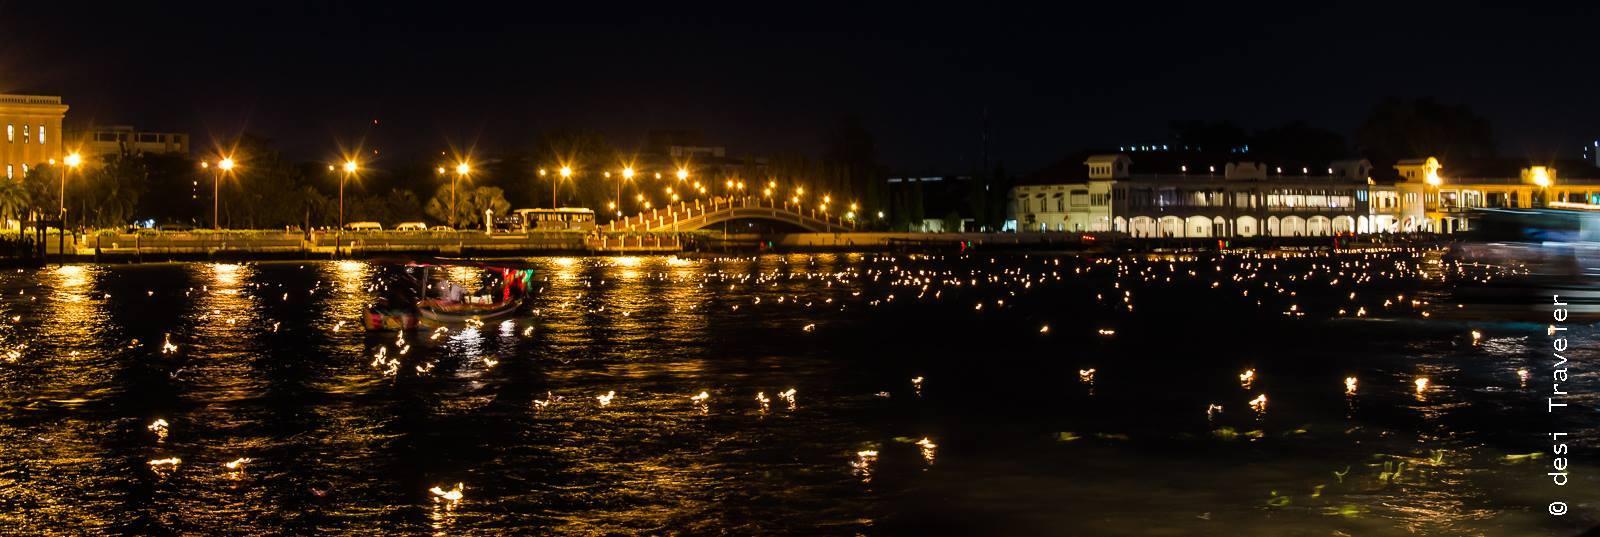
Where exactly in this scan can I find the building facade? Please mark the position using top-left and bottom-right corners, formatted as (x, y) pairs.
(75, 125), (189, 159)
(1011, 153), (1382, 237)
(0, 94), (69, 180)
(1401, 156), (1600, 233)
(1010, 152), (1600, 237)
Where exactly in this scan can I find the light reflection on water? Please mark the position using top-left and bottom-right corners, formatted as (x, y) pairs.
(0, 251), (1593, 535)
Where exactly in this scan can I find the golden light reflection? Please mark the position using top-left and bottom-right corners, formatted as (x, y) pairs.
(915, 437), (937, 466)
(54, 265), (87, 288)
(148, 418), (169, 442)
(850, 449), (878, 483)
(778, 388), (797, 411)
(212, 263), (241, 286)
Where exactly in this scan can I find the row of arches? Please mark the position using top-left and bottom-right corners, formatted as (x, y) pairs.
(1116, 215), (1375, 238)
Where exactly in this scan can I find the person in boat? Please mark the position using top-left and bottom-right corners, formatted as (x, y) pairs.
(436, 278), (468, 304)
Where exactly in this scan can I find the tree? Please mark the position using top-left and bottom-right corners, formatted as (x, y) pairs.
(218, 136), (325, 229)
(822, 114), (883, 216)
(21, 163), (59, 220)
(137, 152), (202, 225)
(1356, 97), (1495, 164)
(77, 152), (148, 228)
(349, 189), (423, 224)
(0, 179), (30, 225)
(426, 185), (510, 228)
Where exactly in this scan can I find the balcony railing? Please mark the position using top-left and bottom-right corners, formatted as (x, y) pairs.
(0, 95), (62, 105)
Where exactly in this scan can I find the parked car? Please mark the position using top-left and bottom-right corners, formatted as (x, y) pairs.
(344, 222), (383, 232)
(430, 225), (455, 232)
(394, 222), (428, 232)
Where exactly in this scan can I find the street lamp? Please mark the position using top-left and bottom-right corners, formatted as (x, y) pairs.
(676, 168), (688, 181)
(450, 161), (470, 228)
(556, 166), (572, 209)
(618, 167), (634, 219)
(61, 152), (81, 225)
(339, 159), (359, 231)
(212, 156), (236, 230)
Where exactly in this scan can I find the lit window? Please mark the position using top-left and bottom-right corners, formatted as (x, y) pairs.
(4, 124), (10, 142)
(4, 165), (10, 179)
(38, 125), (45, 144)
(20, 164), (27, 176)
(21, 125), (28, 145)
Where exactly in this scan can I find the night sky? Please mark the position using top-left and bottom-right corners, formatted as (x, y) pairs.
(3, 3), (1598, 172)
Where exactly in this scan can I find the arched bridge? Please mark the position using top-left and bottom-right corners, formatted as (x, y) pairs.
(610, 197), (856, 233)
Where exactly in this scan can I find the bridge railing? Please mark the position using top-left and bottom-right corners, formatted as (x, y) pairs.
(609, 196), (856, 232)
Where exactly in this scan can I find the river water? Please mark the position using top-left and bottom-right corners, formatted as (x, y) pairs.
(0, 250), (1595, 535)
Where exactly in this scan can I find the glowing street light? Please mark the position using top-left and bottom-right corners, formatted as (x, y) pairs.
(554, 165), (573, 208)
(60, 152), (82, 223)
(676, 168), (689, 181)
(209, 156), (238, 230)
(615, 167), (635, 218)
(448, 161), (471, 228)
(338, 158), (359, 231)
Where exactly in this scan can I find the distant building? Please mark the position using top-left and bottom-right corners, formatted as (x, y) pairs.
(1402, 156), (1600, 233)
(1010, 149), (1600, 237)
(1009, 151), (1380, 237)
(75, 125), (190, 159)
(0, 94), (69, 180)
(885, 173), (979, 232)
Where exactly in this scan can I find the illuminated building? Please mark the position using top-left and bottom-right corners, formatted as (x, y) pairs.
(1397, 156), (1600, 233)
(1009, 152), (1372, 237)
(73, 125), (190, 160)
(0, 94), (69, 180)
(1010, 151), (1600, 236)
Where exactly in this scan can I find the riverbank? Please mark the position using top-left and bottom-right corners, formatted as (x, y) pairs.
(10, 229), (1449, 263)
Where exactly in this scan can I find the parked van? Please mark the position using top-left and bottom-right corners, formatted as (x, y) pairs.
(394, 222), (428, 232)
(344, 222), (383, 232)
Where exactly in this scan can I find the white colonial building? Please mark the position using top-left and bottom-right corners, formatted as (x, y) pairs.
(1010, 152), (1600, 238)
(1009, 153), (1435, 238)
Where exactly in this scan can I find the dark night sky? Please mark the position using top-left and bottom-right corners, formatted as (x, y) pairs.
(3, 2), (1598, 173)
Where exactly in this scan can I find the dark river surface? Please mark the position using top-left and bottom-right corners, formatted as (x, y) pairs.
(0, 249), (1596, 535)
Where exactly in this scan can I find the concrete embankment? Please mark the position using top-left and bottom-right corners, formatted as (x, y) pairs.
(20, 230), (1418, 262)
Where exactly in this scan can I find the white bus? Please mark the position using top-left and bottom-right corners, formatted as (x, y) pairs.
(512, 208), (596, 232)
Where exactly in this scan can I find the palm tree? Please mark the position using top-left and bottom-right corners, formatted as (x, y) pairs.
(0, 180), (32, 229)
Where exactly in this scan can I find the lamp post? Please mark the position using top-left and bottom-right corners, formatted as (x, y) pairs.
(61, 152), (81, 226)
(214, 157), (235, 230)
(339, 159), (358, 231)
(619, 167), (634, 218)
(557, 166), (572, 209)
(451, 162), (470, 229)
(605, 171), (615, 218)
